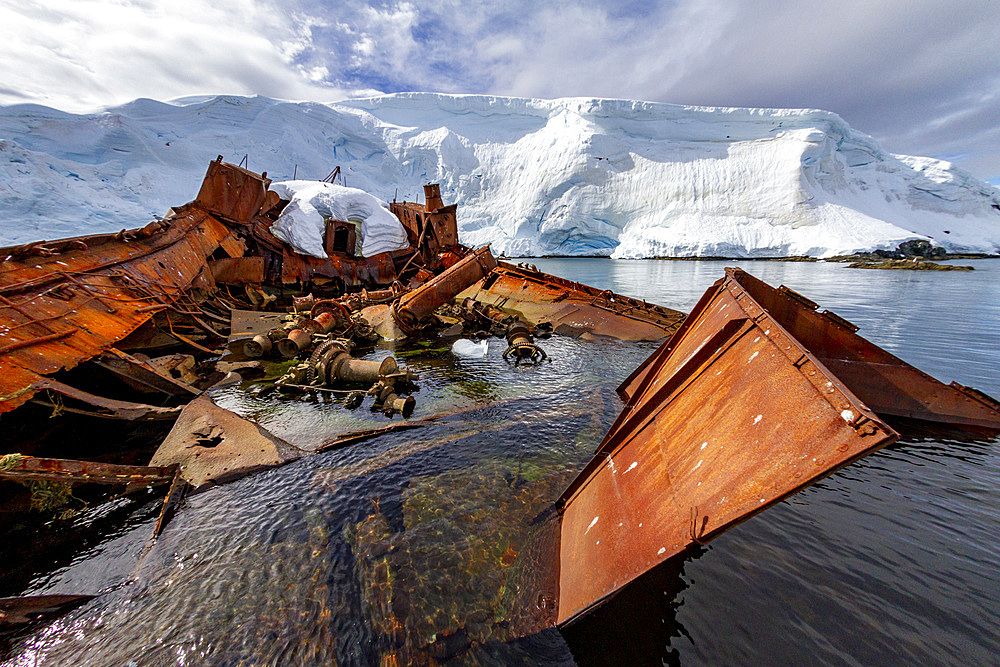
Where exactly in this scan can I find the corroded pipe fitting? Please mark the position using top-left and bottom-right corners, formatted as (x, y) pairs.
(243, 334), (272, 358)
(382, 393), (415, 418)
(277, 327), (314, 358)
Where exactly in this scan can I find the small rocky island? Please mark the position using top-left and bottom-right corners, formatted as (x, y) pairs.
(831, 240), (978, 271)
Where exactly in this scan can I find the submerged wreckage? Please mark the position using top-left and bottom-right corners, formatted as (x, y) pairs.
(2, 159), (999, 645)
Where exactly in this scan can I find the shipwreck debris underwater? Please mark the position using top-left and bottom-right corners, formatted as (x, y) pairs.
(1, 159), (999, 661)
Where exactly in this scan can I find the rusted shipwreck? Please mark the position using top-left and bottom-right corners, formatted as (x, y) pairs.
(2, 159), (999, 648)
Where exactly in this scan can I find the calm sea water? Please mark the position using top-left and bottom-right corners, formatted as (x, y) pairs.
(5, 259), (999, 666)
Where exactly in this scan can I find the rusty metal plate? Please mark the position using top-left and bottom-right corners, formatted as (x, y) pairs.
(210, 257), (265, 284)
(0, 208), (229, 413)
(195, 159), (270, 224)
(620, 269), (1000, 429)
(730, 270), (1000, 429)
(556, 268), (898, 625)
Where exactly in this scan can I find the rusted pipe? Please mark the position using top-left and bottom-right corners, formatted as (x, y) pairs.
(391, 246), (497, 332)
(330, 356), (398, 384)
(313, 311), (337, 334)
(243, 334), (272, 358)
(277, 327), (314, 358)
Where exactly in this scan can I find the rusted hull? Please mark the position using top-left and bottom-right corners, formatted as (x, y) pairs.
(465, 262), (686, 341)
(0, 208), (231, 413)
(556, 268), (902, 625)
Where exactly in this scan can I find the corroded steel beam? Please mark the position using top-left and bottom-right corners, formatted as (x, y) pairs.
(0, 455), (177, 487)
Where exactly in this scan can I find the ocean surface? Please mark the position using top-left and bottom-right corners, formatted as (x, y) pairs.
(4, 259), (999, 666)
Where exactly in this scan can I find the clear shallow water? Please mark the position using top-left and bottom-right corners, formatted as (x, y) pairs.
(5, 259), (1000, 666)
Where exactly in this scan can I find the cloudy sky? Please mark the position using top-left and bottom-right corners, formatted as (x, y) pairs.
(1, 0), (998, 183)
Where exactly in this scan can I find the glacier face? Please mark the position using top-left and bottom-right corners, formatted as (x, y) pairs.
(1, 93), (998, 257)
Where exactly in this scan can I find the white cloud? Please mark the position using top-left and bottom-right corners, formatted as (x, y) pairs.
(0, 0), (997, 180)
(0, 0), (346, 111)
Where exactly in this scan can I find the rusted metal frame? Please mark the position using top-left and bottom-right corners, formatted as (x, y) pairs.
(111, 270), (187, 310)
(162, 312), (217, 354)
(588, 299), (684, 328)
(28, 377), (183, 420)
(55, 271), (117, 313)
(172, 291), (231, 327)
(724, 280), (883, 433)
(0, 330), (76, 355)
(160, 305), (226, 339)
(111, 270), (218, 334)
(559, 317), (756, 508)
(728, 268), (1000, 429)
(0, 292), (61, 335)
(951, 382), (1000, 412)
(0, 456), (177, 487)
(555, 277), (901, 624)
(152, 467), (189, 537)
(0, 292), (149, 335)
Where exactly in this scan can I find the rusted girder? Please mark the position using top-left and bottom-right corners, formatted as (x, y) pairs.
(27, 378), (183, 420)
(0, 455), (177, 487)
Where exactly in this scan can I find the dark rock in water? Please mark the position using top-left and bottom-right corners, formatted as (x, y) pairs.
(831, 239), (953, 263)
(899, 239), (947, 259)
(847, 259), (974, 271)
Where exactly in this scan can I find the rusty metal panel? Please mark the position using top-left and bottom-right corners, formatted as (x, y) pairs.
(195, 159), (271, 224)
(467, 263), (686, 341)
(0, 209), (230, 413)
(728, 269), (1000, 429)
(210, 257), (265, 284)
(556, 267), (899, 625)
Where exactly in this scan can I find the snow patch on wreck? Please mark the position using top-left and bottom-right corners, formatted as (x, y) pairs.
(269, 181), (410, 258)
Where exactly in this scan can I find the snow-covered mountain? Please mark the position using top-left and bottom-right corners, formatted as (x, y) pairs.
(1, 93), (998, 257)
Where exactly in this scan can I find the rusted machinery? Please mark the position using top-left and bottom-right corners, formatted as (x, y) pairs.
(389, 246), (498, 333)
(271, 337), (419, 417)
(502, 323), (548, 364)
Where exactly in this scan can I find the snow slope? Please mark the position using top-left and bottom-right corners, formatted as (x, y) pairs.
(1, 93), (998, 257)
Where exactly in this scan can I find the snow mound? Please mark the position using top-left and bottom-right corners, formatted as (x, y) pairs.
(1, 93), (998, 257)
(269, 181), (409, 258)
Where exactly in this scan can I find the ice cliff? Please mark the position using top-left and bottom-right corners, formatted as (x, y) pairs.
(1, 93), (998, 257)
